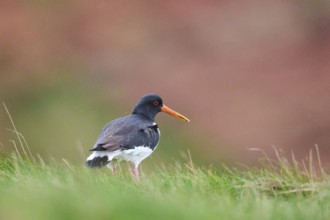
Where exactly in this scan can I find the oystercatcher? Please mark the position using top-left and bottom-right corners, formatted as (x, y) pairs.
(86, 94), (190, 177)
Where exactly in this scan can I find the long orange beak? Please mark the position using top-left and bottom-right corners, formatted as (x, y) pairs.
(161, 105), (190, 122)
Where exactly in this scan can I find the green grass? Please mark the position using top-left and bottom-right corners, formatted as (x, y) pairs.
(1, 105), (330, 220)
(0, 148), (329, 220)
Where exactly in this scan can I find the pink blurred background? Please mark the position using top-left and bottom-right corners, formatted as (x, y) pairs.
(1, 0), (330, 166)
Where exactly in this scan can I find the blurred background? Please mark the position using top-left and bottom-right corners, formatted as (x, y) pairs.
(1, 0), (330, 168)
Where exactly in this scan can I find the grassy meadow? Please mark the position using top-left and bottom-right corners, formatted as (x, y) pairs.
(0, 105), (329, 220)
(0, 140), (329, 220)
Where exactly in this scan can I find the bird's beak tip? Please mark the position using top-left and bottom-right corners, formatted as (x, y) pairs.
(181, 117), (190, 122)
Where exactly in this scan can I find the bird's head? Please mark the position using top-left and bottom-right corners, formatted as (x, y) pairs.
(132, 94), (190, 122)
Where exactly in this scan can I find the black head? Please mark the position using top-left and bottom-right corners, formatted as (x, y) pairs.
(132, 94), (163, 120)
(132, 94), (190, 122)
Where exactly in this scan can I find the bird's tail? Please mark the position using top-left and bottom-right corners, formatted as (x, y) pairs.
(85, 153), (109, 168)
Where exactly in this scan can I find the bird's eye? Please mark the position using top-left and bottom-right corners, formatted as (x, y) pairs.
(153, 101), (159, 106)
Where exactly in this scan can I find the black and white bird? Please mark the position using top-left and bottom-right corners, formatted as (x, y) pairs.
(86, 94), (190, 177)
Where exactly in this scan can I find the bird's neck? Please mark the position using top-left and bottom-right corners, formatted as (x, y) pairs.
(132, 112), (156, 122)
(132, 106), (157, 121)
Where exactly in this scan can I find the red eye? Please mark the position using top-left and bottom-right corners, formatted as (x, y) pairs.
(153, 101), (159, 106)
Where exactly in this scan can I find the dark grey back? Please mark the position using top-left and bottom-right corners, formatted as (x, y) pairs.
(91, 114), (160, 152)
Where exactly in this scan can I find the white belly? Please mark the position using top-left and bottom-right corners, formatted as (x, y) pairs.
(114, 146), (154, 165)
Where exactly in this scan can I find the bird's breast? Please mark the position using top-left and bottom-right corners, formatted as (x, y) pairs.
(149, 122), (160, 150)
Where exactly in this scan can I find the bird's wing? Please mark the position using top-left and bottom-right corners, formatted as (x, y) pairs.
(90, 115), (159, 152)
